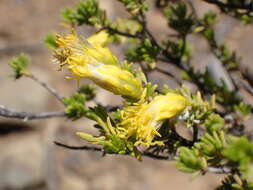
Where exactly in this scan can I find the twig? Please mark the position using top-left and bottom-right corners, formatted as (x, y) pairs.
(101, 26), (142, 39)
(54, 141), (170, 160)
(207, 166), (232, 174)
(54, 141), (233, 174)
(28, 74), (65, 105)
(54, 141), (102, 151)
(0, 105), (66, 121)
(203, 0), (253, 11)
(192, 124), (199, 142)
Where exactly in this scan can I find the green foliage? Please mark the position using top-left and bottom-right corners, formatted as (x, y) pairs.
(126, 39), (160, 63)
(175, 147), (207, 173)
(62, 85), (96, 120)
(100, 134), (134, 155)
(203, 11), (217, 26)
(216, 175), (253, 190)
(234, 102), (251, 118)
(223, 136), (253, 181)
(78, 84), (96, 100)
(61, 0), (106, 26)
(204, 114), (225, 133)
(8, 53), (30, 79)
(117, 0), (148, 15)
(78, 106), (138, 156)
(78, 131), (135, 156)
(212, 0), (253, 24)
(165, 39), (192, 61)
(114, 19), (142, 35)
(185, 67), (240, 108)
(44, 33), (57, 49)
(145, 82), (158, 99)
(86, 105), (108, 123)
(9, 0), (253, 188)
(108, 19), (142, 43)
(175, 131), (226, 174)
(241, 15), (253, 24)
(164, 3), (195, 35)
(63, 93), (88, 120)
(179, 87), (214, 128)
(218, 44), (239, 70)
(200, 11), (217, 48)
(195, 131), (226, 158)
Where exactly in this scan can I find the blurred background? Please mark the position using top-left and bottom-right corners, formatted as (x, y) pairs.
(0, 0), (253, 189)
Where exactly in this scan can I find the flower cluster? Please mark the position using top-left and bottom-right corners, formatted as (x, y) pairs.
(53, 29), (189, 156)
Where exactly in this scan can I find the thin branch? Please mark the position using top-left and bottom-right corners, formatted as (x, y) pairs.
(192, 124), (199, 143)
(101, 26), (142, 39)
(54, 141), (233, 174)
(54, 141), (170, 160)
(54, 141), (102, 151)
(203, 0), (253, 11)
(0, 105), (66, 121)
(207, 166), (232, 174)
(28, 74), (65, 105)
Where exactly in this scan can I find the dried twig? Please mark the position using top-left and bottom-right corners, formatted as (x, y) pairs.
(0, 105), (66, 121)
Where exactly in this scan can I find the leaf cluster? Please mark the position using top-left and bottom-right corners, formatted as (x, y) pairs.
(61, 0), (106, 26)
(223, 136), (253, 181)
(164, 3), (195, 36)
(63, 93), (88, 120)
(117, 0), (148, 15)
(175, 131), (226, 174)
(126, 39), (160, 63)
(8, 53), (30, 79)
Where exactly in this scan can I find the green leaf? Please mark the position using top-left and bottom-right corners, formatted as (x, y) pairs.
(44, 33), (57, 49)
(223, 136), (253, 181)
(118, 0), (148, 15)
(234, 102), (251, 118)
(63, 93), (88, 120)
(78, 84), (96, 100)
(61, 0), (106, 26)
(126, 39), (160, 63)
(204, 114), (225, 133)
(8, 53), (30, 79)
(164, 3), (195, 35)
(195, 131), (226, 157)
(175, 147), (207, 173)
(87, 105), (108, 122)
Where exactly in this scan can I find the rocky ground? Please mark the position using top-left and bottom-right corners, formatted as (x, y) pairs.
(0, 0), (253, 190)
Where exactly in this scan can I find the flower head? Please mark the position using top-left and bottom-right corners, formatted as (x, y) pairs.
(53, 30), (143, 99)
(118, 93), (189, 147)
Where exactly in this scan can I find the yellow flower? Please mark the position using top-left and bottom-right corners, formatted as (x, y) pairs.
(87, 30), (110, 46)
(118, 93), (189, 147)
(53, 30), (143, 99)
